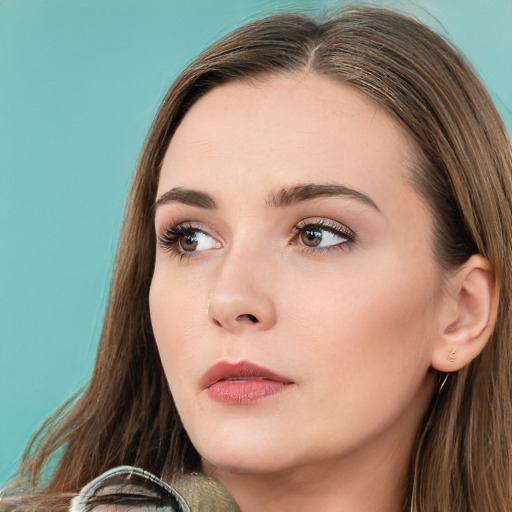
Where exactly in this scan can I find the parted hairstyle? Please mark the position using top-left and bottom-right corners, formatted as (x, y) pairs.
(3, 6), (512, 512)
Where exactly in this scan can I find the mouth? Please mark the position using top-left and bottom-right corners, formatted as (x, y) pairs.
(200, 361), (295, 405)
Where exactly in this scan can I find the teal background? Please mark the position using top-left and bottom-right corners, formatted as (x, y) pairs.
(1, 0), (511, 487)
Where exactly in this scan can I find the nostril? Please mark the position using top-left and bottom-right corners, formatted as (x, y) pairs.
(235, 313), (259, 324)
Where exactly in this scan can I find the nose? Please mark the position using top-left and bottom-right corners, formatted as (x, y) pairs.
(207, 249), (277, 333)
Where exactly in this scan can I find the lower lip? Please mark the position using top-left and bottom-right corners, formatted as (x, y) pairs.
(206, 379), (292, 405)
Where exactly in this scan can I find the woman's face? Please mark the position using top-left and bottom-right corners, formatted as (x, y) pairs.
(150, 74), (444, 478)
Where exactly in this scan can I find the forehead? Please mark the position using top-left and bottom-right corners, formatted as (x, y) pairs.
(158, 73), (417, 212)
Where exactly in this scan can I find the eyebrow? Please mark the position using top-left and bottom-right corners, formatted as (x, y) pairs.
(267, 183), (381, 212)
(154, 183), (380, 213)
(154, 187), (217, 210)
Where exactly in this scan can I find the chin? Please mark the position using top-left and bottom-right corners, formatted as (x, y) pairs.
(191, 422), (295, 475)
(202, 451), (291, 476)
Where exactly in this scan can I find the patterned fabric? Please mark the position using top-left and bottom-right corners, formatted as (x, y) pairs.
(70, 466), (240, 512)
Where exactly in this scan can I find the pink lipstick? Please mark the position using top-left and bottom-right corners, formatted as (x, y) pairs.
(200, 361), (294, 405)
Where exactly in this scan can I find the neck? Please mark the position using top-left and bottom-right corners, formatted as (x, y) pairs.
(204, 432), (413, 512)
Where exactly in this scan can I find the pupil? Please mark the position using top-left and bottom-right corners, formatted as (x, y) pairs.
(180, 233), (198, 251)
(302, 229), (322, 247)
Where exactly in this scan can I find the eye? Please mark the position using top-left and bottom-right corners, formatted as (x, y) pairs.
(158, 223), (220, 256)
(293, 219), (355, 251)
(178, 230), (217, 252)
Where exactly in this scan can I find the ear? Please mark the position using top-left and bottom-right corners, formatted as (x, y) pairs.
(431, 255), (499, 372)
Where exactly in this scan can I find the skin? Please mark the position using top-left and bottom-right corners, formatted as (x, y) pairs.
(149, 74), (450, 512)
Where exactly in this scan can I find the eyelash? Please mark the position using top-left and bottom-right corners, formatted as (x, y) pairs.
(157, 219), (356, 259)
(292, 218), (356, 254)
(157, 223), (207, 260)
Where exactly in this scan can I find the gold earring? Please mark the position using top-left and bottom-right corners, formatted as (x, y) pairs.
(438, 372), (450, 393)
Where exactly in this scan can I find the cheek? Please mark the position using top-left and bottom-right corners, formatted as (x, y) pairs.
(149, 270), (207, 385)
(283, 256), (440, 380)
(276, 261), (439, 445)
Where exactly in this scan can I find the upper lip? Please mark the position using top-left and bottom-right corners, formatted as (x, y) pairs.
(200, 361), (294, 389)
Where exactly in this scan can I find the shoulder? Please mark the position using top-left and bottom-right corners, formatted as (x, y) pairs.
(71, 466), (240, 512)
(173, 472), (240, 512)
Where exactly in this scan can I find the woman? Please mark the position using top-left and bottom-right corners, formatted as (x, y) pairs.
(2, 5), (511, 512)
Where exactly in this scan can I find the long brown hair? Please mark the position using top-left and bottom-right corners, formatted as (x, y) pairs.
(4, 6), (512, 511)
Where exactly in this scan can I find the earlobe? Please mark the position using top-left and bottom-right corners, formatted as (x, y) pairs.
(431, 255), (499, 373)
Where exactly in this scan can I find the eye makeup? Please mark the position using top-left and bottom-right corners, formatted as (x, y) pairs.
(157, 222), (220, 260)
(156, 216), (356, 261)
(291, 218), (356, 254)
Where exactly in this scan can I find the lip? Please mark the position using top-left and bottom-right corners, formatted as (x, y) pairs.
(200, 361), (295, 405)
